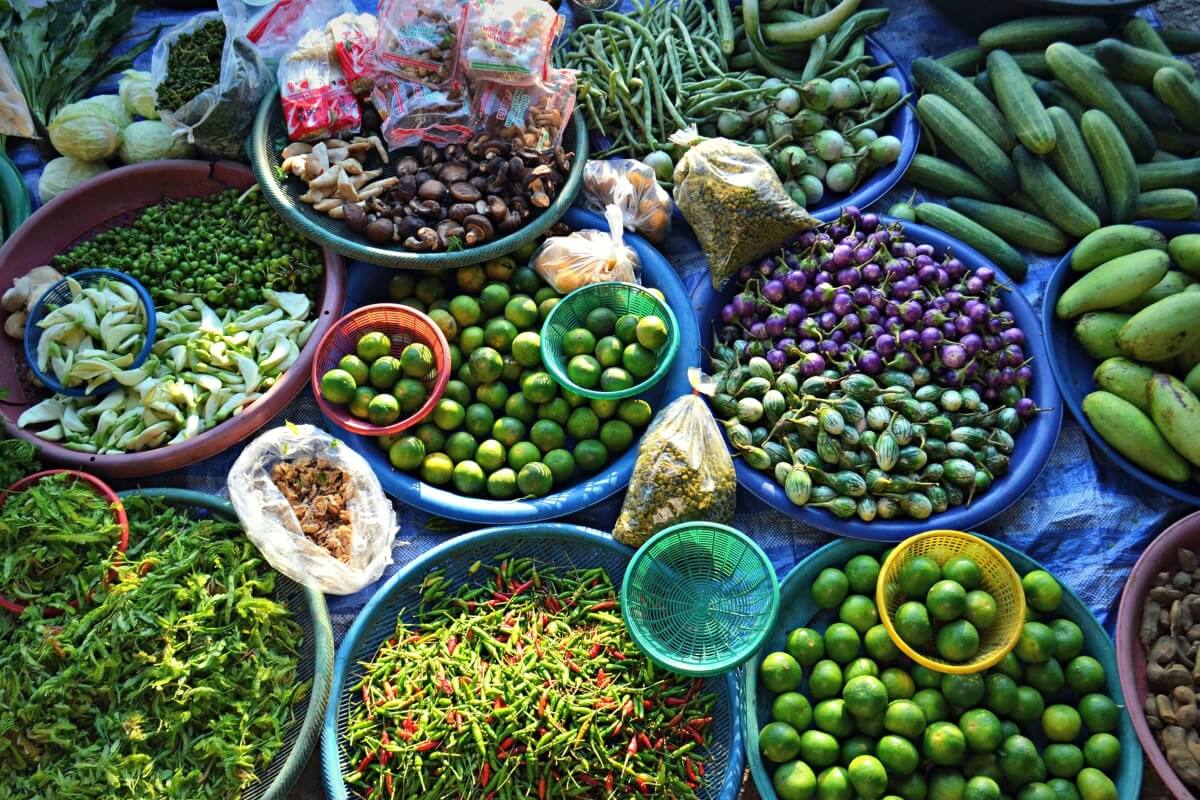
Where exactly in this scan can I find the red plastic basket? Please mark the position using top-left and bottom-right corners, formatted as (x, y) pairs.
(311, 303), (451, 437)
(0, 469), (130, 616)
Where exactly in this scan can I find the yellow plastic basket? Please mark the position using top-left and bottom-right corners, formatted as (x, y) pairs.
(877, 529), (1025, 675)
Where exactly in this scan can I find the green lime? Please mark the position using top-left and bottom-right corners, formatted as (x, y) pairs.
(1047, 778), (1082, 800)
(398, 341), (433, 378)
(942, 673), (985, 709)
(773, 760), (817, 800)
(457, 363), (479, 390)
(585, 307), (617, 337)
(567, 407), (600, 439)
(485, 258), (514, 281)
(479, 283), (511, 316)
(965, 753), (1003, 783)
(773, 692), (813, 732)
(511, 266), (540, 295)
(923, 722), (966, 766)
(377, 433), (401, 453)
(799, 729), (840, 768)
(840, 595), (880, 634)
(520, 371), (557, 404)
(813, 568), (850, 609)
(846, 554), (882, 595)
(984, 673), (1018, 716)
(927, 579), (968, 622)
(1082, 733), (1120, 771)
(928, 769), (966, 800)
(877, 734), (920, 776)
(1026, 658), (1065, 694)
(460, 325), (485, 353)
(1023, 570), (1063, 613)
(484, 318), (518, 352)
(528, 419), (564, 453)
(463, 403), (495, 439)
(933, 618), (978, 660)
(590, 397), (619, 419)
(398, 297), (426, 312)
(420, 453), (454, 485)
(517, 461), (554, 496)
(841, 733), (875, 765)
(895, 601), (933, 648)
(809, 660), (843, 700)
(508, 441), (541, 472)
(475, 381), (509, 411)
(486, 467), (518, 498)
(855, 714), (884, 737)
(891, 772), (929, 800)
(492, 416), (526, 448)
(388, 274), (415, 300)
(1012, 685), (1046, 723)
(538, 297), (559, 321)
(1019, 783), (1057, 800)
(537, 397), (570, 425)
(388, 436), (425, 470)
(431, 399), (465, 430)
(429, 309), (458, 341)
(447, 343), (463, 374)
(455, 265), (485, 294)
(1078, 694), (1119, 734)
(475, 439), (506, 472)
(964, 776), (1002, 800)
(349, 386), (377, 419)
(846, 657), (879, 682)
(848, 755), (889, 800)
(534, 287), (558, 305)
(449, 295), (481, 327)
(357, 331), (391, 362)
(619, 398), (654, 427)
(599, 420), (634, 454)
(824, 623), (861, 664)
(414, 276), (445, 305)
(912, 664), (944, 690)
(880, 667), (915, 700)
(337, 354), (369, 387)
(843, 675), (888, 719)
(912, 688), (948, 724)
(600, 367), (634, 392)
(451, 460), (485, 495)
(367, 393), (401, 426)
(1016, 622), (1056, 663)
(636, 314), (669, 349)
(567, 354), (602, 388)
(510, 331), (541, 368)
(542, 449), (575, 484)
(414, 423), (445, 453)
(504, 296), (539, 329)
(504, 392), (537, 425)
(996, 651), (1023, 680)
(814, 698), (856, 736)
(573, 439), (608, 472)
(443, 379), (471, 407)
(964, 590), (999, 630)
(1051, 619), (1085, 662)
(499, 352), (521, 381)
(622, 342), (658, 378)
(469, 347), (504, 383)
(1044, 744), (1084, 779)
(562, 328), (597, 358)
(320, 368), (357, 404)
(786, 627), (825, 667)
(865, 625), (901, 663)
(899, 556), (942, 598)
(1076, 768), (1117, 800)
(1064, 656), (1105, 695)
(595, 335), (623, 368)
(884, 699), (927, 738)
(960, 708), (1003, 755)
(817, 765), (853, 800)
(761, 651), (804, 693)
(614, 313), (639, 344)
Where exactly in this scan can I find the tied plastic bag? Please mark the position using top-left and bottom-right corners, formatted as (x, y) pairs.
(583, 158), (672, 244)
(0, 44), (34, 139)
(470, 67), (576, 151)
(375, 0), (461, 87)
(328, 12), (378, 96)
(371, 74), (472, 149)
(243, 0), (352, 64)
(278, 26), (361, 141)
(531, 204), (639, 294)
(228, 424), (400, 595)
(458, 0), (563, 84)
(614, 369), (736, 547)
(670, 128), (817, 288)
(152, 0), (271, 161)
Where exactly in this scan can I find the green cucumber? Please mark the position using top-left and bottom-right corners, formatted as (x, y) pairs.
(1046, 106), (1110, 224)
(912, 57), (1015, 151)
(1081, 109), (1139, 225)
(1095, 38), (1197, 86)
(1011, 145), (1100, 238)
(947, 197), (1070, 255)
(1034, 80), (1088, 122)
(1153, 151), (1182, 163)
(1137, 158), (1200, 191)
(1006, 190), (1045, 216)
(904, 154), (1005, 202)
(1010, 51), (1054, 79)
(1155, 130), (1200, 158)
(1153, 67), (1200, 134)
(988, 50), (1056, 155)
(978, 15), (1107, 52)
(1071, 224), (1168, 272)
(1045, 42), (1157, 161)
(1162, 28), (1200, 55)
(1115, 81), (1178, 132)
(939, 45), (985, 75)
(1123, 17), (1172, 57)
(914, 202), (1027, 280)
(916, 94), (1020, 196)
(1136, 189), (1199, 220)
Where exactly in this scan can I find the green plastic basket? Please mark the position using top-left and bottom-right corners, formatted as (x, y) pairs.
(621, 522), (780, 677)
(540, 281), (680, 400)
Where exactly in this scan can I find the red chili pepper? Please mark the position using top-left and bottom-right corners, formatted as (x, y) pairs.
(384, 773), (393, 797)
(588, 600), (617, 611)
(643, 699), (653, 710)
(684, 725), (705, 745)
(635, 776), (650, 796)
(608, 647), (627, 660)
(446, 635), (458, 656)
(537, 777), (547, 800)
(621, 699), (634, 716)
(587, 642), (603, 659)
(438, 677), (453, 694)
(379, 731), (391, 767)
(665, 697), (688, 707)
(361, 685), (371, 708)
(356, 752), (376, 772)
(480, 762), (491, 788)
(414, 739), (440, 752)
(512, 578), (534, 595)
(627, 736), (638, 755)
(491, 591), (511, 602)
(654, 737), (664, 750)
(538, 691), (549, 717)
(499, 736), (514, 752)
(545, 596), (560, 613)
(596, 669), (610, 688)
(697, 762), (705, 777)
(685, 758), (698, 783)
(639, 732), (652, 750)
(496, 572), (504, 591)
(578, 774), (599, 787)
(605, 772), (615, 792)
(689, 715), (713, 728)
(610, 721), (622, 738)
(364, 788), (374, 799)
(403, 716), (416, 733)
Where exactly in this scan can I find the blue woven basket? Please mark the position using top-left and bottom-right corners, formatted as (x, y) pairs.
(24, 268), (156, 397)
(322, 524), (744, 800)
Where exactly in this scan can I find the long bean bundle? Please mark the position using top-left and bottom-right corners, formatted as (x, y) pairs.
(343, 558), (718, 799)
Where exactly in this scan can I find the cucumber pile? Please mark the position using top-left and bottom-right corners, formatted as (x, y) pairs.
(1055, 225), (1200, 484)
(905, 15), (1200, 267)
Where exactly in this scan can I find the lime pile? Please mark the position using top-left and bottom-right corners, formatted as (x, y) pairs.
(558, 308), (669, 393)
(376, 263), (656, 498)
(757, 550), (1123, 800)
(320, 331), (435, 427)
(891, 554), (1000, 664)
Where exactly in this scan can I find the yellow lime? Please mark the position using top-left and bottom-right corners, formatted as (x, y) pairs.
(484, 318), (518, 352)
(923, 721), (967, 766)
(492, 416), (526, 448)
(449, 295), (481, 327)
(349, 386), (377, 419)
(511, 331), (542, 367)
(475, 439), (506, 472)
(429, 309), (458, 341)
(847, 754), (888, 800)
(761, 651), (804, 693)
(486, 467), (518, 498)
(455, 265), (485, 294)
(1023, 570), (1063, 613)
(320, 368), (357, 404)
(368, 355), (403, 391)
(636, 314), (669, 349)
(357, 331), (392, 362)
(337, 354), (369, 386)
(619, 398), (653, 427)
(431, 398), (465, 430)
(420, 453), (454, 485)
(772, 760), (817, 800)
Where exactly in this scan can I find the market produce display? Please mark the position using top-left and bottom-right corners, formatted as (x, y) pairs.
(710, 208), (1038, 523)
(554, 309), (669, 393)
(320, 331), (439, 428)
(906, 14), (1200, 262)
(562, 0), (910, 212)
(886, 555), (1004, 665)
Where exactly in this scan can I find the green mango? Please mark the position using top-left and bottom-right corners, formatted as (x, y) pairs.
(1072, 224), (1168, 272)
(1114, 270), (1195, 312)
(1056, 250), (1169, 319)
(1170, 233), (1200, 276)
(1116, 292), (1200, 361)
(1092, 357), (1155, 412)
(1073, 312), (1131, 360)
(1082, 391), (1190, 481)
(1148, 373), (1200, 468)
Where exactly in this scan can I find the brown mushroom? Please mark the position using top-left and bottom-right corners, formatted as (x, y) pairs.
(396, 215), (424, 242)
(418, 180), (449, 203)
(450, 182), (482, 203)
(405, 227), (440, 251)
(448, 203), (477, 222)
(485, 195), (508, 223)
(439, 162), (470, 183)
(409, 198), (445, 220)
(498, 209), (523, 234)
(342, 202), (368, 233)
(469, 175), (488, 192)
(463, 215), (494, 246)
(419, 143), (441, 166)
(395, 156), (420, 176)
(366, 217), (395, 244)
(436, 219), (465, 247)
(392, 174), (418, 204)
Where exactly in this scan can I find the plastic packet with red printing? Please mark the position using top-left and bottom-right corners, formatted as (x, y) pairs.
(244, 0), (353, 64)
(375, 0), (461, 88)
(471, 67), (576, 151)
(278, 26), (361, 141)
(327, 13), (378, 97)
(371, 73), (472, 149)
(459, 0), (563, 85)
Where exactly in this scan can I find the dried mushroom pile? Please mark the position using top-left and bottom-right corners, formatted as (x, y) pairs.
(271, 457), (355, 563)
(1142, 547), (1200, 790)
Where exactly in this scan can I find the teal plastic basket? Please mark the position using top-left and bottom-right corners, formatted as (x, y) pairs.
(621, 522), (780, 677)
(540, 281), (680, 400)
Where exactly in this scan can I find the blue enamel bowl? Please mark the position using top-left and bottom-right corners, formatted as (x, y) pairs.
(322, 207), (700, 525)
(693, 218), (1063, 541)
(1043, 219), (1200, 507)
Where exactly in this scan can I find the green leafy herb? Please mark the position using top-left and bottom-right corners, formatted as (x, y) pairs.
(155, 18), (225, 113)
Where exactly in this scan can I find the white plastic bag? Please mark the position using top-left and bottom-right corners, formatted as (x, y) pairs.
(228, 424), (399, 595)
(583, 158), (672, 244)
(0, 44), (35, 139)
(531, 204), (640, 294)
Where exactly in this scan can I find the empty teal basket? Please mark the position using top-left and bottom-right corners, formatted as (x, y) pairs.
(621, 522), (780, 677)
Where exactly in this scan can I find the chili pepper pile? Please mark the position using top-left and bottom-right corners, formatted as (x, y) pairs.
(343, 558), (717, 799)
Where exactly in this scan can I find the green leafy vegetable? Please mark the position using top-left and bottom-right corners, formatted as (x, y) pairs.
(154, 18), (225, 113)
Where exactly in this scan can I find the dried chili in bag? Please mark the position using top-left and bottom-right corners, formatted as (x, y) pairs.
(613, 369), (736, 548)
